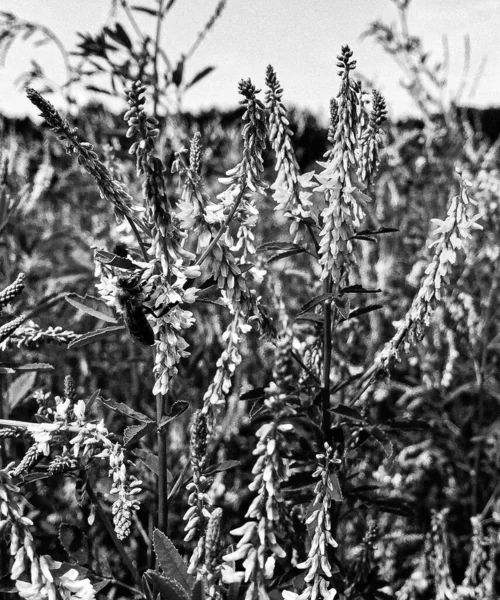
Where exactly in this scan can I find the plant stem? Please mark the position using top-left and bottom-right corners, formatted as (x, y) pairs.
(196, 182), (247, 267)
(126, 214), (149, 262)
(153, 0), (165, 118)
(322, 276), (333, 445)
(156, 389), (169, 533)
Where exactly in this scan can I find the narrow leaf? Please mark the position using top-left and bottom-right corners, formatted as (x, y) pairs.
(385, 419), (431, 431)
(131, 6), (158, 16)
(133, 449), (159, 476)
(205, 460), (241, 476)
(340, 285), (381, 295)
(258, 241), (306, 252)
(7, 372), (37, 410)
(100, 397), (152, 423)
(298, 293), (336, 316)
(94, 249), (138, 270)
(68, 326), (125, 349)
(329, 474), (343, 501)
(240, 387), (266, 401)
(14, 363), (54, 372)
(295, 312), (323, 325)
(347, 304), (383, 319)
(66, 294), (117, 323)
(354, 227), (399, 236)
(267, 248), (305, 263)
(191, 580), (205, 600)
(186, 66), (215, 89)
(330, 405), (363, 421)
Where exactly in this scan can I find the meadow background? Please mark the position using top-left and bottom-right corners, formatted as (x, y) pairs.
(1, 1), (500, 599)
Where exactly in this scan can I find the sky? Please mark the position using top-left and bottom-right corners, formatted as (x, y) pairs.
(1, 0), (499, 123)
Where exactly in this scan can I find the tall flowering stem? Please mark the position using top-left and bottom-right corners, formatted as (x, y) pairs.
(359, 90), (387, 188)
(173, 139), (252, 315)
(355, 172), (482, 399)
(125, 81), (197, 534)
(265, 65), (317, 245)
(313, 46), (374, 446)
(222, 323), (295, 600)
(196, 79), (266, 315)
(283, 444), (339, 600)
(184, 410), (213, 572)
(25, 88), (148, 245)
(315, 46), (370, 288)
(202, 311), (251, 425)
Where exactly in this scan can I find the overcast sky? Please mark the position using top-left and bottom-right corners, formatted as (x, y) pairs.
(1, 0), (499, 122)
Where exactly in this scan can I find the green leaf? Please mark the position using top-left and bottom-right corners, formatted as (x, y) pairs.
(240, 387), (266, 401)
(152, 530), (194, 592)
(330, 405), (364, 421)
(100, 398), (152, 423)
(67, 326), (125, 349)
(333, 297), (350, 319)
(204, 460), (241, 476)
(7, 372), (37, 410)
(131, 6), (158, 16)
(347, 304), (383, 320)
(297, 293), (336, 316)
(369, 427), (393, 458)
(191, 580), (205, 600)
(94, 249), (139, 270)
(295, 312), (323, 325)
(258, 241), (306, 252)
(186, 66), (216, 90)
(352, 226), (399, 238)
(329, 473), (343, 501)
(145, 572), (191, 600)
(267, 248), (305, 263)
(330, 374), (362, 393)
(385, 419), (431, 431)
(133, 448), (159, 475)
(124, 422), (156, 446)
(340, 285), (381, 295)
(14, 363), (54, 372)
(59, 523), (90, 565)
(66, 294), (118, 323)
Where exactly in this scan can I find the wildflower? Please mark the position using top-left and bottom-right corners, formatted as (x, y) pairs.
(26, 88), (145, 232)
(374, 173), (482, 372)
(284, 445), (339, 600)
(265, 65), (316, 242)
(223, 321), (296, 600)
(0, 273), (25, 310)
(315, 46), (371, 287)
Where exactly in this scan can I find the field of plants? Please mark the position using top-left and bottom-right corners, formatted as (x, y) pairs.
(1, 1), (500, 599)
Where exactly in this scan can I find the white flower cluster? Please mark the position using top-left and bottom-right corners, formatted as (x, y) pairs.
(265, 65), (316, 242)
(283, 445), (339, 600)
(221, 325), (296, 600)
(69, 408), (142, 540)
(315, 47), (371, 287)
(0, 474), (95, 600)
(375, 173), (482, 371)
(202, 313), (251, 421)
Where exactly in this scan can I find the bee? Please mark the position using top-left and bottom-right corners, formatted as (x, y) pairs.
(115, 273), (155, 346)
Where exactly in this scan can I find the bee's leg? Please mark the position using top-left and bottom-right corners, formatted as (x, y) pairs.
(144, 303), (180, 319)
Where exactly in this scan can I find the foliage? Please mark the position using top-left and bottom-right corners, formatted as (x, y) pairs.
(1, 1), (500, 600)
